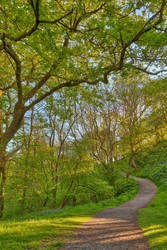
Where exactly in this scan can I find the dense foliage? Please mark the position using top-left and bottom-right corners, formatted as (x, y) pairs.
(135, 141), (167, 187)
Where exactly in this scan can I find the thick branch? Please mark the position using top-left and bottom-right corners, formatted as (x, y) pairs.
(25, 69), (52, 101)
(3, 3), (73, 42)
(2, 37), (22, 101)
(4, 0), (40, 41)
(3, 103), (26, 146)
(25, 78), (99, 110)
(25, 30), (70, 102)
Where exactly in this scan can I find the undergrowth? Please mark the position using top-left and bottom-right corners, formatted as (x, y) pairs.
(0, 177), (138, 250)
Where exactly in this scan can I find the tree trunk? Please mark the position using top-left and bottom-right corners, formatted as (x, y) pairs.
(127, 154), (133, 178)
(127, 138), (134, 178)
(61, 180), (74, 208)
(127, 153), (137, 177)
(131, 158), (139, 169)
(52, 142), (64, 207)
(21, 169), (28, 215)
(52, 160), (59, 207)
(0, 156), (6, 218)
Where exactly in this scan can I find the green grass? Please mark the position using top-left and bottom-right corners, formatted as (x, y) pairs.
(0, 180), (138, 250)
(138, 187), (167, 250)
(118, 152), (167, 250)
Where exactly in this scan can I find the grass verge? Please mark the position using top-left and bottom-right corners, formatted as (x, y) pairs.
(138, 187), (167, 250)
(0, 178), (138, 250)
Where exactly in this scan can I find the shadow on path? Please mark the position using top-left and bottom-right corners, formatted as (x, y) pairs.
(60, 177), (156, 250)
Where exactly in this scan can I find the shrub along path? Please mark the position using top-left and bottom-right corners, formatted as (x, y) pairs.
(60, 176), (157, 250)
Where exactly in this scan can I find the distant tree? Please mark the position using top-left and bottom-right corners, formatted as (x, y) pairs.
(114, 73), (152, 175)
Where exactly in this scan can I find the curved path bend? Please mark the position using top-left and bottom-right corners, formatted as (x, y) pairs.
(60, 176), (157, 250)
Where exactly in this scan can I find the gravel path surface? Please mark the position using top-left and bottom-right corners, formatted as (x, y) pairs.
(60, 176), (157, 249)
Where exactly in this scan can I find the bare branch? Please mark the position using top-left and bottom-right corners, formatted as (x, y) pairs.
(25, 68), (52, 101)
(6, 144), (23, 160)
(134, 66), (167, 75)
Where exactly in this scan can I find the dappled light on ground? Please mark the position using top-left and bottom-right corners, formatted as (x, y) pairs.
(60, 177), (156, 249)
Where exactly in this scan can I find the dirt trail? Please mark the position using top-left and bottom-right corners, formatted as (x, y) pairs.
(60, 176), (157, 249)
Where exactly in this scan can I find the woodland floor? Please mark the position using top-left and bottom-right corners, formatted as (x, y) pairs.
(60, 176), (157, 250)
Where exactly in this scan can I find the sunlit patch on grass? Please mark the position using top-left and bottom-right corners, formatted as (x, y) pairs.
(0, 216), (93, 249)
(0, 184), (138, 250)
(138, 189), (167, 250)
(144, 225), (167, 249)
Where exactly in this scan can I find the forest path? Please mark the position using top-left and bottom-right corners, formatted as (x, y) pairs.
(60, 176), (157, 249)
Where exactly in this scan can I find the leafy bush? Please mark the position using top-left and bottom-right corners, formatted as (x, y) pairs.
(135, 141), (167, 187)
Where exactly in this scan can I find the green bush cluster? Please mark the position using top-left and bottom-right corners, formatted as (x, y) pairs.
(4, 159), (137, 219)
(135, 141), (167, 187)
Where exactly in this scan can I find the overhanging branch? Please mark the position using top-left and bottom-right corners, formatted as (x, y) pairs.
(25, 78), (100, 110)
(3, 1), (73, 42)
(2, 36), (22, 102)
(134, 66), (167, 75)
